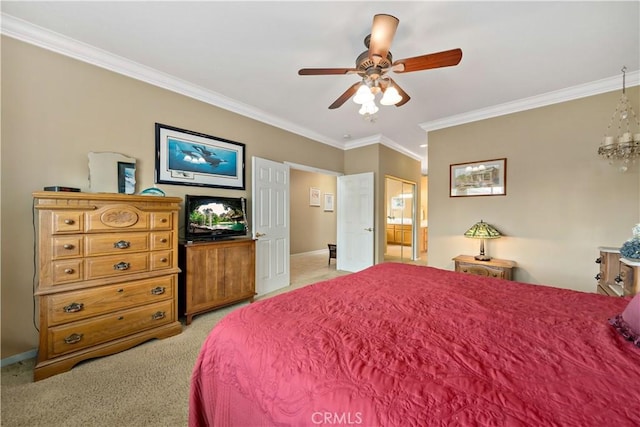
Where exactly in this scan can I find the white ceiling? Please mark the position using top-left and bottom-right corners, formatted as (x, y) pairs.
(2, 1), (639, 172)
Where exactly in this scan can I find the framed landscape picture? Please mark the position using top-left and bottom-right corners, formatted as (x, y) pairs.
(450, 158), (507, 197)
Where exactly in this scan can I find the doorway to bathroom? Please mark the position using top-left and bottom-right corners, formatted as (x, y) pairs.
(384, 176), (416, 262)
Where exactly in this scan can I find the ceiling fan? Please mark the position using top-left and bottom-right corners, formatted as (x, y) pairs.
(298, 14), (462, 112)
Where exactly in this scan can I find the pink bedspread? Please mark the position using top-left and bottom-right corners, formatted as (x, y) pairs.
(189, 263), (640, 426)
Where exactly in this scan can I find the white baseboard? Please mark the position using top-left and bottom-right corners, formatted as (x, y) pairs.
(1, 349), (37, 368)
(290, 249), (327, 257)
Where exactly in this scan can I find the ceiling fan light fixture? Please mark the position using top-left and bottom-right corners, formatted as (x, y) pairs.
(380, 85), (402, 106)
(359, 100), (379, 116)
(353, 84), (375, 104)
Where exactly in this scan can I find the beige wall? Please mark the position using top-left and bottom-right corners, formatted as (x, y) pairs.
(427, 87), (640, 291)
(0, 37), (349, 358)
(290, 169), (337, 254)
(1, 36), (422, 359)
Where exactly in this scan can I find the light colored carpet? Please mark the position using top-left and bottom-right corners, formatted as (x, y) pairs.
(1, 252), (349, 427)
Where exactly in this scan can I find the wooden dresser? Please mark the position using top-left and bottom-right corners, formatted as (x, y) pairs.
(596, 246), (640, 297)
(618, 257), (640, 296)
(179, 238), (256, 325)
(32, 192), (182, 381)
(595, 246), (622, 296)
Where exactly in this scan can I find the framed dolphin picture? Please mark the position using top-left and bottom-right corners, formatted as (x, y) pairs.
(155, 123), (245, 189)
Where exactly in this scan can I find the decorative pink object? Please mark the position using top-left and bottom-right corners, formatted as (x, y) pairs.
(610, 293), (640, 347)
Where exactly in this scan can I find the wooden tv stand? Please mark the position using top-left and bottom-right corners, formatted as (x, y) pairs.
(178, 238), (256, 325)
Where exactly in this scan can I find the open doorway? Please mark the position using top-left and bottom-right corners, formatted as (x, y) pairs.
(384, 176), (416, 262)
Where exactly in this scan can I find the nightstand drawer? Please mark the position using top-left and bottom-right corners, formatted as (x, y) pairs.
(457, 263), (505, 279)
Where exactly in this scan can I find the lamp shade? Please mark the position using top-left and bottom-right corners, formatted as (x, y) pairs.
(464, 220), (501, 261)
(464, 220), (501, 239)
(353, 84), (374, 105)
(380, 85), (402, 106)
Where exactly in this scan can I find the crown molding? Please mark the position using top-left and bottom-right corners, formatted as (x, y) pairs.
(420, 70), (640, 132)
(0, 13), (343, 150)
(345, 134), (423, 162)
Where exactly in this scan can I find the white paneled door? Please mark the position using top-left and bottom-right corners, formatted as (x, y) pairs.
(337, 172), (374, 272)
(252, 157), (290, 296)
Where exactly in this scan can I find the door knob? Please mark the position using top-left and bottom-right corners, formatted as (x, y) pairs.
(365, 228), (373, 232)
(255, 232), (266, 237)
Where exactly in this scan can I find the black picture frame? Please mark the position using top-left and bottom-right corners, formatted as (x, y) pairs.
(155, 123), (246, 190)
(117, 161), (136, 194)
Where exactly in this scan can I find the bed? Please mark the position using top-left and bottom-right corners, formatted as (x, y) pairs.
(189, 263), (640, 426)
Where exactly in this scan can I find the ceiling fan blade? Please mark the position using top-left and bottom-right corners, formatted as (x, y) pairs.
(392, 48), (463, 73)
(329, 82), (361, 109)
(298, 68), (358, 76)
(386, 78), (411, 107)
(368, 14), (399, 66)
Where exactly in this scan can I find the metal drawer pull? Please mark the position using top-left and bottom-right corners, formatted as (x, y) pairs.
(64, 219), (75, 225)
(64, 268), (75, 274)
(595, 257), (602, 264)
(595, 273), (602, 281)
(63, 302), (84, 313)
(615, 275), (623, 284)
(151, 286), (166, 295)
(114, 240), (131, 249)
(64, 333), (83, 345)
(113, 262), (130, 271)
(63, 244), (75, 250)
(151, 311), (166, 320)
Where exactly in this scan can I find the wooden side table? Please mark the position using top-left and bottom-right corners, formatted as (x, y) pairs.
(453, 255), (517, 280)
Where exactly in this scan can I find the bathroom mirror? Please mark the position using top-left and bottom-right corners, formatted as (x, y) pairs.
(88, 152), (137, 194)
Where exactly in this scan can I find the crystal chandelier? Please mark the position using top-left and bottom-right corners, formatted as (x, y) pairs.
(597, 66), (640, 172)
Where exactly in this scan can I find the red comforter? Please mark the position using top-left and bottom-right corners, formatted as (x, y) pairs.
(190, 263), (640, 426)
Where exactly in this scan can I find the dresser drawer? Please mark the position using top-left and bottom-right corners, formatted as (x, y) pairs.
(151, 250), (173, 270)
(151, 212), (173, 230)
(151, 231), (172, 250)
(52, 236), (83, 259)
(46, 275), (176, 325)
(48, 299), (175, 357)
(85, 253), (149, 280)
(52, 259), (84, 284)
(619, 263), (636, 296)
(52, 211), (84, 233)
(85, 232), (150, 256)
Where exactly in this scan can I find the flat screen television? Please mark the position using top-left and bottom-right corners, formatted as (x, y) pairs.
(184, 195), (248, 241)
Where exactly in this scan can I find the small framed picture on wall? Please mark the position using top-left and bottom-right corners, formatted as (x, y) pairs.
(309, 187), (321, 206)
(324, 193), (334, 212)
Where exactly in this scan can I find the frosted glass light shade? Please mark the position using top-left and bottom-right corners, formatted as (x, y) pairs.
(353, 85), (375, 104)
(359, 101), (379, 115)
(380, 86), (402, 105)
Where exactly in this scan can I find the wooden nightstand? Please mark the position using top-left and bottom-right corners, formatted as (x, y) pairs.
(453, 255), (517, 280)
